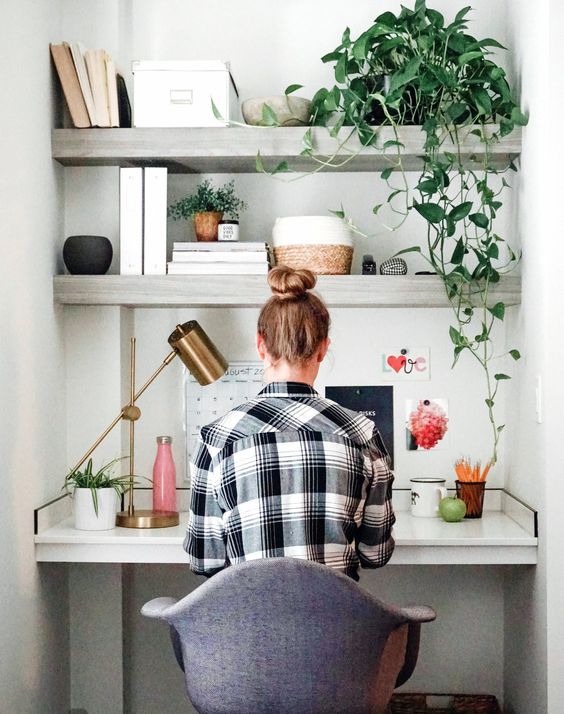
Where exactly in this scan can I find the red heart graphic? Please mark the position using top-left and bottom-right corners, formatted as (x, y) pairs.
(387, 355), (406, 373)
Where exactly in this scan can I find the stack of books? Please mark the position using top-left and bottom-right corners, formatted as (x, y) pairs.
(50, 42), (131, 128)
(167, 242), (271, 275)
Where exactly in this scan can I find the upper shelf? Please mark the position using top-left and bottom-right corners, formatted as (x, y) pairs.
(51, 125), (522, 174)
(53, 274), (521, 309)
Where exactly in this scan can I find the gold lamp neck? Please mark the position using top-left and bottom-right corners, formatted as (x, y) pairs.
(168, 320), (228, 386)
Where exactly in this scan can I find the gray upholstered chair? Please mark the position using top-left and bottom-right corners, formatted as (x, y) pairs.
(142, 558), (435, 714)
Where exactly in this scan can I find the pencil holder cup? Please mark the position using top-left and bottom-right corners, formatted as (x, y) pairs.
(455, 480), (486, 518)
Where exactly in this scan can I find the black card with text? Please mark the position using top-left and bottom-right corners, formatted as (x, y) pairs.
(325, 386), (394, 468)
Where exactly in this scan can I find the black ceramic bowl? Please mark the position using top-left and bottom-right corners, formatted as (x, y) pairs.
(63, 235), (113, 275)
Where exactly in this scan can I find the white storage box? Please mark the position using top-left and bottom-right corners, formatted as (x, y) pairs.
(132, 60), (239, 127)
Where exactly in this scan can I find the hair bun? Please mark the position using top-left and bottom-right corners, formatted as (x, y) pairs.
(268, 266), (317, 299)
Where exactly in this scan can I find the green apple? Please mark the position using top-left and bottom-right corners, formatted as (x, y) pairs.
(439, 496), (466, 522)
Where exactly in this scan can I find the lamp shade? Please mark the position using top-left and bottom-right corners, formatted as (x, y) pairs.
(168, 321), (228, 385)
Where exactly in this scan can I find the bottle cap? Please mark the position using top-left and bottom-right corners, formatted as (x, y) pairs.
(157, 435), (172, 444)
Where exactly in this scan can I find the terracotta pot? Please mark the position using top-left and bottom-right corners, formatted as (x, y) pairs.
(193, 211), (223, 241)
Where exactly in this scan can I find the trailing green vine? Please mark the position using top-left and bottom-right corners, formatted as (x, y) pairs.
(260, 0), (528, 464)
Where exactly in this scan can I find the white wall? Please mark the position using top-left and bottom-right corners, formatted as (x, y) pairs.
(0, 1), (70, 711)
(506, 1), (564, 712)
(59, 0), (528, 709)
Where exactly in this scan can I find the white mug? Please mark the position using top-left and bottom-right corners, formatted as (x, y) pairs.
(410, 478), (448, 518)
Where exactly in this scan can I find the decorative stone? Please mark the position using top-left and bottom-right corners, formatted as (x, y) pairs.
(380, 257), (408, 275)
(63, 235), (113, 275)
(242, 96), (312, 126)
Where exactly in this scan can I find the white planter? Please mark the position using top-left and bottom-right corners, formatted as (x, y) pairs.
(73, 488), (118, 531)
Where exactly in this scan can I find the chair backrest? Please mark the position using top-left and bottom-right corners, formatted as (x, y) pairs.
(146, 558), (433, 714)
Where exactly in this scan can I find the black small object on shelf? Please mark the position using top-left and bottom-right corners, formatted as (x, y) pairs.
(63, 235), (113, 275)
(362, 254), (377, 275)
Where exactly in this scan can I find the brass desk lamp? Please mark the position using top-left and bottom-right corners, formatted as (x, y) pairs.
(69, 320), (228, 529)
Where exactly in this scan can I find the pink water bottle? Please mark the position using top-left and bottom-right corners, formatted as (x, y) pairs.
(153, 436), (177, 513)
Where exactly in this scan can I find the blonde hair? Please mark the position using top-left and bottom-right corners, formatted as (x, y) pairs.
(257, 266), (330, 363)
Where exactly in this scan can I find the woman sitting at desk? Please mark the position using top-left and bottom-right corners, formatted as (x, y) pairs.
(184, 266), (395, 581)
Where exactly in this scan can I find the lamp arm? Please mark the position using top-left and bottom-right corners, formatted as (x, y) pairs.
(68, 350), (178, 475)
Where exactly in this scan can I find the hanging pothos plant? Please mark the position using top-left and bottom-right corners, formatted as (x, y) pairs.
(257, 0), (528, 465)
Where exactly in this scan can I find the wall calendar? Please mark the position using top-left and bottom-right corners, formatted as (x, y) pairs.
(183, 361), (265, 482)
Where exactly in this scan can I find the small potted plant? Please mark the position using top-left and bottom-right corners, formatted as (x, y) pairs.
(168, 178), (247, 241)
(64, 457), (129, 531)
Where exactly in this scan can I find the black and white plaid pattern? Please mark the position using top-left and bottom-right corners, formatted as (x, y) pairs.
(380, 257), (408, 275)
(185, 382), (395, 580)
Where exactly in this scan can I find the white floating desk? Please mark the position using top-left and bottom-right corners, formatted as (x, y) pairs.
(35, 490), (537, 565)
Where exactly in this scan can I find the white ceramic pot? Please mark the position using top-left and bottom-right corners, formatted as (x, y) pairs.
(73, 488), (118, 531)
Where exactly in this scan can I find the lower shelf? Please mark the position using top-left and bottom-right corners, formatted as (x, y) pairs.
(53, 274), (522, 309)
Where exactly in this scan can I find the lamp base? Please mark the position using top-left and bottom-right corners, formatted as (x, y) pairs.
(116, 509), (179, 529)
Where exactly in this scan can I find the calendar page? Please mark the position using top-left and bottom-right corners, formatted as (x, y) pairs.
(183, 361), (265, 483)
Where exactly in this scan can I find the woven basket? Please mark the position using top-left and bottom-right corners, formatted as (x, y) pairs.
(389, 694), (501, 713)
(273, 244), (353, 275)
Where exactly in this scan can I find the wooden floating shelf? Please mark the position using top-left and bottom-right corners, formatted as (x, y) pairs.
(51, 125), (521, 173)
(53, 274), (522, 309)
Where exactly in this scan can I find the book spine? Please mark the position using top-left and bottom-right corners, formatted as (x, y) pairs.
(105, 57), (120, 127)
(120, 168), (143, 275)
(171, 250), (267, 263)
(167, 263), (269, 275)
(172, 242), (267, 252)
(50, 44), (91, 128)
(143, 168), (168, 275)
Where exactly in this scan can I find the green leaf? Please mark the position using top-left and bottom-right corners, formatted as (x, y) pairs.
(490, 67), (506, 81)
(485, 398), (495, 408)
(329, 115), (345, 139)
(472, 87), (493, 116)
(211, 98), (224, 121)
(285, 84), (303, 95)
(255, 152), (265, 173)
(511, 106), (529, 126)
(372, 204), (382, 215)
(488, 302), (505, 320)
(454, 6), (472, 23)
(459, 50), (484, 65)
(446, 102), (467, 123)
(321, 51), (342, 64)
(450, 202), (473, 221)
(477, 37), (507, 49)
(497, 424), (506, 433)
(387, 56), (423, 94)
(414, 202), (446, 223)
(381, 167), (394, 181)
(451, 239), (466, 265)
(417, 178), (439, 195)
(272, 161), (290, 173)
(302, 127), (313, 152)
(335, 54), (347, 84)
(383, 140), (404, 150)
(394, 246), (421, 257)
(494, 373), (511, 381)
(261, 103), (279, 126)
(487, 243), (500, 259)
(469, 212), (489, 229)
(499, 118), (514, 137)
(352, 34), (369, 61)
(329, 206), (345, 219)
(449, 326), (462, 345)
(509, 349), (521, 360)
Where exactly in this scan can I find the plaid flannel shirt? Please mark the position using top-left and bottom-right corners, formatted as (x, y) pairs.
(185, 382), (395, 580)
